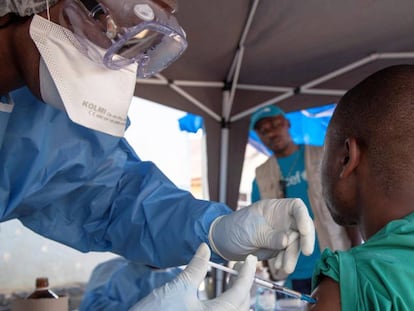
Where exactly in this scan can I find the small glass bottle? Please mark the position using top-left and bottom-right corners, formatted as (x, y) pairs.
(26, 277), (59, 299)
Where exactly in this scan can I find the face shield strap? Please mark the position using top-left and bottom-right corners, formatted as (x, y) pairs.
(61, 0), (187, 78)
(80, 0), (102, 13)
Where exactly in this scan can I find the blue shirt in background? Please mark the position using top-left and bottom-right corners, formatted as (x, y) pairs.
(252, 145), (321, 280)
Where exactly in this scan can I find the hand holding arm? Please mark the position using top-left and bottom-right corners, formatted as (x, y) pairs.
(208, 198), (315, 274)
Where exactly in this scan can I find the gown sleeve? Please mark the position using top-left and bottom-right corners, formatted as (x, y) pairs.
(0, 87), (231, 268)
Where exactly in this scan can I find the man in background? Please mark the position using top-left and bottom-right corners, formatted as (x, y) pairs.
(250, 105), (361, 294)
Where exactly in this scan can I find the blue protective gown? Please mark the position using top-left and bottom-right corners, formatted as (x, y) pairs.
(0, 87), (231, 267)
(79, 257), (182, 311)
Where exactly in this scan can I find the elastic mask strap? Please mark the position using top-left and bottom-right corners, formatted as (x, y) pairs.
(45, 0), (51, 21)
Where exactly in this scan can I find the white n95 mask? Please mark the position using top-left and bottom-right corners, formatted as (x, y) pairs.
(29, 14), (138, 137)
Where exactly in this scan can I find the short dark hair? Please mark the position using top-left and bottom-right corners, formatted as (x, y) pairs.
(331, 65), (414, 194)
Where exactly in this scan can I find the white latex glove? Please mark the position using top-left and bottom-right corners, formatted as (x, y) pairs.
(130, 243), (257, 311)
(208, 199), (315, 274)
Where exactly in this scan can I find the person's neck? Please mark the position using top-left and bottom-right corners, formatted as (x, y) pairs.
(359, 191), (414, 241)
(274, 142), (299, 158)
(0, 16), (43, 98)
(0, 3), (64, 97)
(0, 24), (24, 95)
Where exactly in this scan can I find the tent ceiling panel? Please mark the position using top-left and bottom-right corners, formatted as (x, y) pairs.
(133, 0), (414, 207)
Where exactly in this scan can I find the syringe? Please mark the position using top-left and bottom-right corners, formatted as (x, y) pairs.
(209, 261), (317, 304)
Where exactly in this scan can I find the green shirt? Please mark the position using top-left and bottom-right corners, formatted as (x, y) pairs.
(313, 212), (414, 311)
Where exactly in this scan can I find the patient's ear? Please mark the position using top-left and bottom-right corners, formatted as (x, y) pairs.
(339, 137), (360, 178)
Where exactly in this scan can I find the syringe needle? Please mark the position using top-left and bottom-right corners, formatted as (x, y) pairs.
(209, 261), (317, 304)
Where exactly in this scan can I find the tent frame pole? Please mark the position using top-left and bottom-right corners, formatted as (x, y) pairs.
(231, 52), (414, 122)
(213, 90), (231, 297)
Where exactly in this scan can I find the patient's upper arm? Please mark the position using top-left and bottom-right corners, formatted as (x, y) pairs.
(305, 277), (341, 311)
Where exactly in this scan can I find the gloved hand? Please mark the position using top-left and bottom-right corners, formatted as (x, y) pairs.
(129, 243), (257, 311)
(208, 198), (315, 274)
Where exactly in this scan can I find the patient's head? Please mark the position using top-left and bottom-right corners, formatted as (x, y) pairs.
(322, 65), (414, 228)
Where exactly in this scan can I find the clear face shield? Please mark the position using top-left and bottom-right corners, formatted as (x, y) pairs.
(60, 0), (187, 78)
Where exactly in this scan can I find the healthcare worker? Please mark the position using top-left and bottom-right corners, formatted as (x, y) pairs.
(0, 0), (315, 309)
